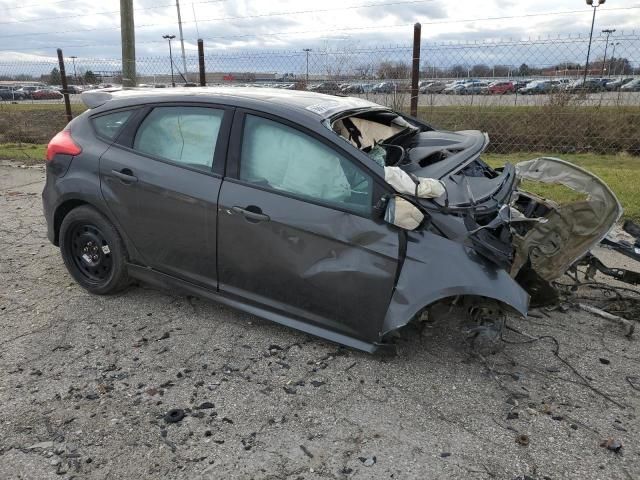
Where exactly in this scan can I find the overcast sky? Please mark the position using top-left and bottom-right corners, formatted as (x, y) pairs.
(0, 0), (638, 65)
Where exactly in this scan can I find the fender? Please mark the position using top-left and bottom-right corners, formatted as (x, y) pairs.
(381, 229), (529, 337)
(46, 169), (144, 264)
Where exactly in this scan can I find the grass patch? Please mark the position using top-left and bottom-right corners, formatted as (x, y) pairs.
(0, 143), (46, 163)
(485, 152), (640, 222)
(418, 105), (640, 155)
(0, 103), (87, 144)
(0, 102), (86, 113)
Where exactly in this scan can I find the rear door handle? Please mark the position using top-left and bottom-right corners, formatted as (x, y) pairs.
(111, 169), (138, 183)
(231, 206), (270, 222)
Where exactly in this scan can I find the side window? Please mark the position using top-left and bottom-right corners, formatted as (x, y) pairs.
(239, 115), (373, 215)
(133, 106), (224, 171)
(92, 110), (133, 140)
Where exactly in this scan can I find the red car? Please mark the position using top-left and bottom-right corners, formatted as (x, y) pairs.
(488, 81), (515, 94)
(31, 89), (63, 100)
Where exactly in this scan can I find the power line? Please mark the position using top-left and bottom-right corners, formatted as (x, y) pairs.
(1, 5), (638, 50)
(0, 0), (81, 10)
(3, 3), (639, 42)
(0, 0), (439, 38)
(1, 24), (636, 56)
(0, 0), (228, 25)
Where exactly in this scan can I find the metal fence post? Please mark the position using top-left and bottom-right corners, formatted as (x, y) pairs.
(198, 39), (206, 86)
(410, 23), (421, 117)
(57, 48), (73, 123)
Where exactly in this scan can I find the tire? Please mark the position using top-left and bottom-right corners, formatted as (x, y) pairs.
(59, 205), (130, 295)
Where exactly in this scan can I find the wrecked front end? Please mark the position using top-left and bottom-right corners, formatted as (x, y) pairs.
(328, 108), (624, 347)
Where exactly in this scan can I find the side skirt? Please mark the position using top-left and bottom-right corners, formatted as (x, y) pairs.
(126, 263), (378, 353)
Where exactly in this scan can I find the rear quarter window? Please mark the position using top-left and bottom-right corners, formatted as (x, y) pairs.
(92, 110), (133, 140)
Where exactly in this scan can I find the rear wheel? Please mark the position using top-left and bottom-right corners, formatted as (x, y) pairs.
(59, 205), (129, 294)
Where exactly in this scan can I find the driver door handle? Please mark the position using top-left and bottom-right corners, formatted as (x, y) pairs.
(231, 206), (270, 223)
(111, 169), (138, 183)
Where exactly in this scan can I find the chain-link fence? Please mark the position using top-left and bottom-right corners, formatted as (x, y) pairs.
(1, 30), (639, 155)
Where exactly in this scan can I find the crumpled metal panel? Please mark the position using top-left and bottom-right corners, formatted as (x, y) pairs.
(381, 229), (529, 337)
(513, 157), (623, 281)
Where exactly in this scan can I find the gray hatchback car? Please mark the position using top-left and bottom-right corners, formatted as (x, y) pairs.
(43, 87), (620, 352)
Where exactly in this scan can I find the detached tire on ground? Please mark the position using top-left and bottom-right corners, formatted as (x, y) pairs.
(59, 205), (129, 294)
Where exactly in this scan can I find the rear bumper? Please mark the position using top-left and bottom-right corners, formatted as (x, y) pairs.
(42, 169), (57, 245)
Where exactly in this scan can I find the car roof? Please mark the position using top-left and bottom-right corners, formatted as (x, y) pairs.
(81, 86), (382, 121)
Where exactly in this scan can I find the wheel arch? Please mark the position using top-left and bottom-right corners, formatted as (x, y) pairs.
(381, 291), (527, 339)
(53, 199), (89, 246)
(379, 232), (530, 340)
(52, 196), (145, 270)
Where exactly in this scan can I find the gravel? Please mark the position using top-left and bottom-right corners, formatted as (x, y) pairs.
(1, 161), (638, 479)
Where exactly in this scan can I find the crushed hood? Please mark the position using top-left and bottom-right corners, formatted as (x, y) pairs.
(403, 130), (489, 179)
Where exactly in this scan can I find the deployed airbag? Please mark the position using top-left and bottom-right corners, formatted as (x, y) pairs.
(241, 116), (351, 202)
(384, 166), (445, 198)
(384, 196), (425, 230)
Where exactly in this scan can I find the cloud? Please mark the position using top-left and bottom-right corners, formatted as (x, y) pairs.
(358, 3), (448, 22)
(0, 0), (638, 73)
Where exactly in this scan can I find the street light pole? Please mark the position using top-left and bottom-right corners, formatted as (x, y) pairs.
(303, 48), (312, 84)
(583, 0), (606, 85)
(163, 34), (176, 87)
(70, 56), (78, 85)
(609, 41), (621, 75)
(601, 28), (616, 76)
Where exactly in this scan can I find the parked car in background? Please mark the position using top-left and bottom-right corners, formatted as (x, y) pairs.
(461, 80), (489, 95)
(16, 85), (40, 98)
(371, 82), (397, 94)
(488, 81), (515, 94)
(32, 88), (64, 100)
(420, 81), (447, 93)
(0, 88), (25, 100)
(312, 82), (342, 94)
(65, 85), (84, 94)
(519, 80), (552, 94)
(606, 77), (635, 91)
(621, 78), (640, 92)
(309, 82), (341, 94)
(564, 78), (605, 93)
(513, 80), (531, 92)
(341, 83), (364, 94)
(443, 81), (469, 94)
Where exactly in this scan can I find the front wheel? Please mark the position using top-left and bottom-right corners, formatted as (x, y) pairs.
(59, 205), (130, 294)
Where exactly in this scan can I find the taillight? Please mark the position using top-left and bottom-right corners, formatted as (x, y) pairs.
(46, 130), (82, 162)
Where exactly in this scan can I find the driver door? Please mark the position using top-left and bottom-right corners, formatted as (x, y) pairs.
(217, 111), (401, 343)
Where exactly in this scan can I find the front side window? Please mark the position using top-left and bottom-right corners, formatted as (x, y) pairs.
(239, 115), (373, 214)
(92, 110), (133, 140)
(133, 106), (224, 170)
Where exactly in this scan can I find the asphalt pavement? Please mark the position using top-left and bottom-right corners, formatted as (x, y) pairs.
(0, 161), (638, 479)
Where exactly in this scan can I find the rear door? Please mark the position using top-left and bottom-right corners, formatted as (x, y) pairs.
(98, 104), (233, 289)
(217, 111), (400, 342)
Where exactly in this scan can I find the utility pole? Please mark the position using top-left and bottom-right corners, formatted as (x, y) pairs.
(601, 28), (616, 76)
(176, 0), (188, 82)
(120, 0), (136, 87)
(303, 48), (312, 84)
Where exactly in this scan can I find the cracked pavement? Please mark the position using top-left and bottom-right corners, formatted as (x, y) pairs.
(0, 161), (638, 479)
